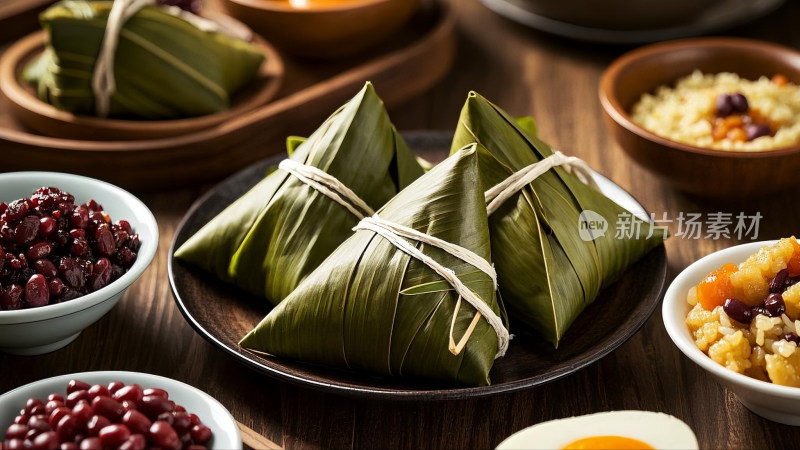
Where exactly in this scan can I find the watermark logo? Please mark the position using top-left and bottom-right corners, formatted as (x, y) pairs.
(578, 210), (608, 241)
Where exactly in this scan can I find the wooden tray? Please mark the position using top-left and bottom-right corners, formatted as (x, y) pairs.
(0, 0), (456, 190)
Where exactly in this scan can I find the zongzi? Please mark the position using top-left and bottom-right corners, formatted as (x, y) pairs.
(25, 0), (265, 119)
(240, 145), (509, 387)
(452, 92), (667, 347)
(175, 83), (424, 306)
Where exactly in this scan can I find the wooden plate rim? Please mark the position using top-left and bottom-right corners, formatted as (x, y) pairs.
(166, 133), (668, 401)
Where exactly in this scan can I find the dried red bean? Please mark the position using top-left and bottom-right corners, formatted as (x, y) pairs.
(765, 293), (786, 317)
(138, 395), (173, 420)
(77, 437), (100, 450)
(34, 259), (58, 279)
(770, 269), (789, 293)
(723, 298), (753, 324)
(71, 402), (93, 429)
(121, 410), (151, 435)
(65, 390), (89, 409)
(86, 415), (110, 437)
(38, 217), (56, 237)
(26, 399), (46, 417)
(113, 385), (143, 406)
(55, 415), (78, 443)
(98, 424), (130, 447)
(1, 284), (23, 310)
(142, 388), (168, 400)
(46, 394), (64, 404)
(5, 199), (29, 222)
(148, 421), (180, 450)
(87, 385), (109, 400)
(91, 396), (124, 422)
(118, 433), (146, 450)
(189, 425), (211, 445)
(67, 381), (91, 395)
(47, 278), (64, 297)
(25, 274), (49, 308)
(47, 407), (70, 429)
(27, 415), (51, 434)
(4, 439), (26, 450)
(27, 242), (52, 259)
(107, 381), (125, 395)
(88, 258), (111, 292)
(6, 423), (28, 440)
(32, 430), (59, 450)
(59, 443), (78, 450)
(14, 216), (40, 245)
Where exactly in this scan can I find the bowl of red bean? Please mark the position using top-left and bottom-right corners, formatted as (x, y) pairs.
(0, 172), (158, 355)
(0, 371), (241, 449)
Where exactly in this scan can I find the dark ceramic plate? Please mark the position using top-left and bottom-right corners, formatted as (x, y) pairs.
(167, 132), (667, 400)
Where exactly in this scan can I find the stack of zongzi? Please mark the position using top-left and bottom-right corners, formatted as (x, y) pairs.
(175, 83), (424, 305)
(25, 0), (265, 119)
(451, 92), (666, 347)
(240, 144), (509, 386)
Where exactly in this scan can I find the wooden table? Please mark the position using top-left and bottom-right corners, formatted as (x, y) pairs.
(4, 1), (800, 448)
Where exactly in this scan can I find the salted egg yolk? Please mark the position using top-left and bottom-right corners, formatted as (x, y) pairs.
(563, 435), (654, 449)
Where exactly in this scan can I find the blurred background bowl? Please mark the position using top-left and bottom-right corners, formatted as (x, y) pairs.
(662, 241), (800, 426)
(515, 0), (716, 30)
(220, 0), (420, 59)
(0, 172), (158, 355)
(0, 371), (241, 449)
(599, 37), (800, 198)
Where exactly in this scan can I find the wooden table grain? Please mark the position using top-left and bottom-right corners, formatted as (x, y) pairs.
(4, 1), (800, 448)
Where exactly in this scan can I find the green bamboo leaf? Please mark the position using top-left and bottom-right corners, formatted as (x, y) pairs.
(175, 83), (425, 306)
(241, 145), (503, 386)
(27, 1), (264, 119)
(451, 92), (666, 347)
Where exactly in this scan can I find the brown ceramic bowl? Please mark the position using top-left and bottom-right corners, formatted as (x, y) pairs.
(220, 0), (420, 59)
(599, 37), (800, 198)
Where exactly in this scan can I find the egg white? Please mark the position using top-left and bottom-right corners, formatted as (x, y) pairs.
(496, 410), (698, 450)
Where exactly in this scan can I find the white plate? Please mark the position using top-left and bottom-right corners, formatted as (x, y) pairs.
(480, 0), (786, 44)
(0, 371), (242, 449)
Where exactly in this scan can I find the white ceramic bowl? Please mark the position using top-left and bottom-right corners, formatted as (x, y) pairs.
(663, 240), (800, 425)
(0, 371), (241, 449)
(0, 172), (158, 355)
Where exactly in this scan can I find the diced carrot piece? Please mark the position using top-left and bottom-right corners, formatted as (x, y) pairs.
(723, 116), (744, 128)
(697, 263), (739, 310)
(728, 127), (747, 142)
(788, 238), (800, 277)
(773, 74), (789, 87)
(749, 108), (763, 123)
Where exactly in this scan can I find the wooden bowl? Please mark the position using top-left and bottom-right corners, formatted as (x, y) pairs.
(0, 29), (284, 141)
(220, 0), (420, 59)
(599, 37), (800, 198)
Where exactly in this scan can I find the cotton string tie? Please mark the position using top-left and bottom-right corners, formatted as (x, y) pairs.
(92, 0), (155, 118)
(485, 150), (599, 216)
(279, 159), (375, 220)
(354, 216), (510, 359)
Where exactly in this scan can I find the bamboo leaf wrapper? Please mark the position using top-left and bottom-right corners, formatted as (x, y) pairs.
(175, 83), (425, 306)
(240, 145), (504, 386)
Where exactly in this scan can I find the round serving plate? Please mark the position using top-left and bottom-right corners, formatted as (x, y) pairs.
(167, 132), (667, 401)
(479, 0), (786, 44)
(0, 24), (284, 141)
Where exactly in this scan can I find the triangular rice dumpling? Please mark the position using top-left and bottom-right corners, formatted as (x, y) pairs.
(25, 0), (265, 119)
(451, 92), (666, 347)
(240, 145), (507, 386)
(175, 83), (424, 305)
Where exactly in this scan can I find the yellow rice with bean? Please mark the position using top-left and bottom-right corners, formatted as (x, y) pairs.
(686, 238), (800, 386)
(632, 71), (800, 151)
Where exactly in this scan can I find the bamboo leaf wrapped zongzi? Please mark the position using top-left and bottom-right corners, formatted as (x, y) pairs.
(25, 0), (265, 119)
(240, 145), (509, 386)
(452, 92), (666, 347)
(175, 83), (424, 306)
